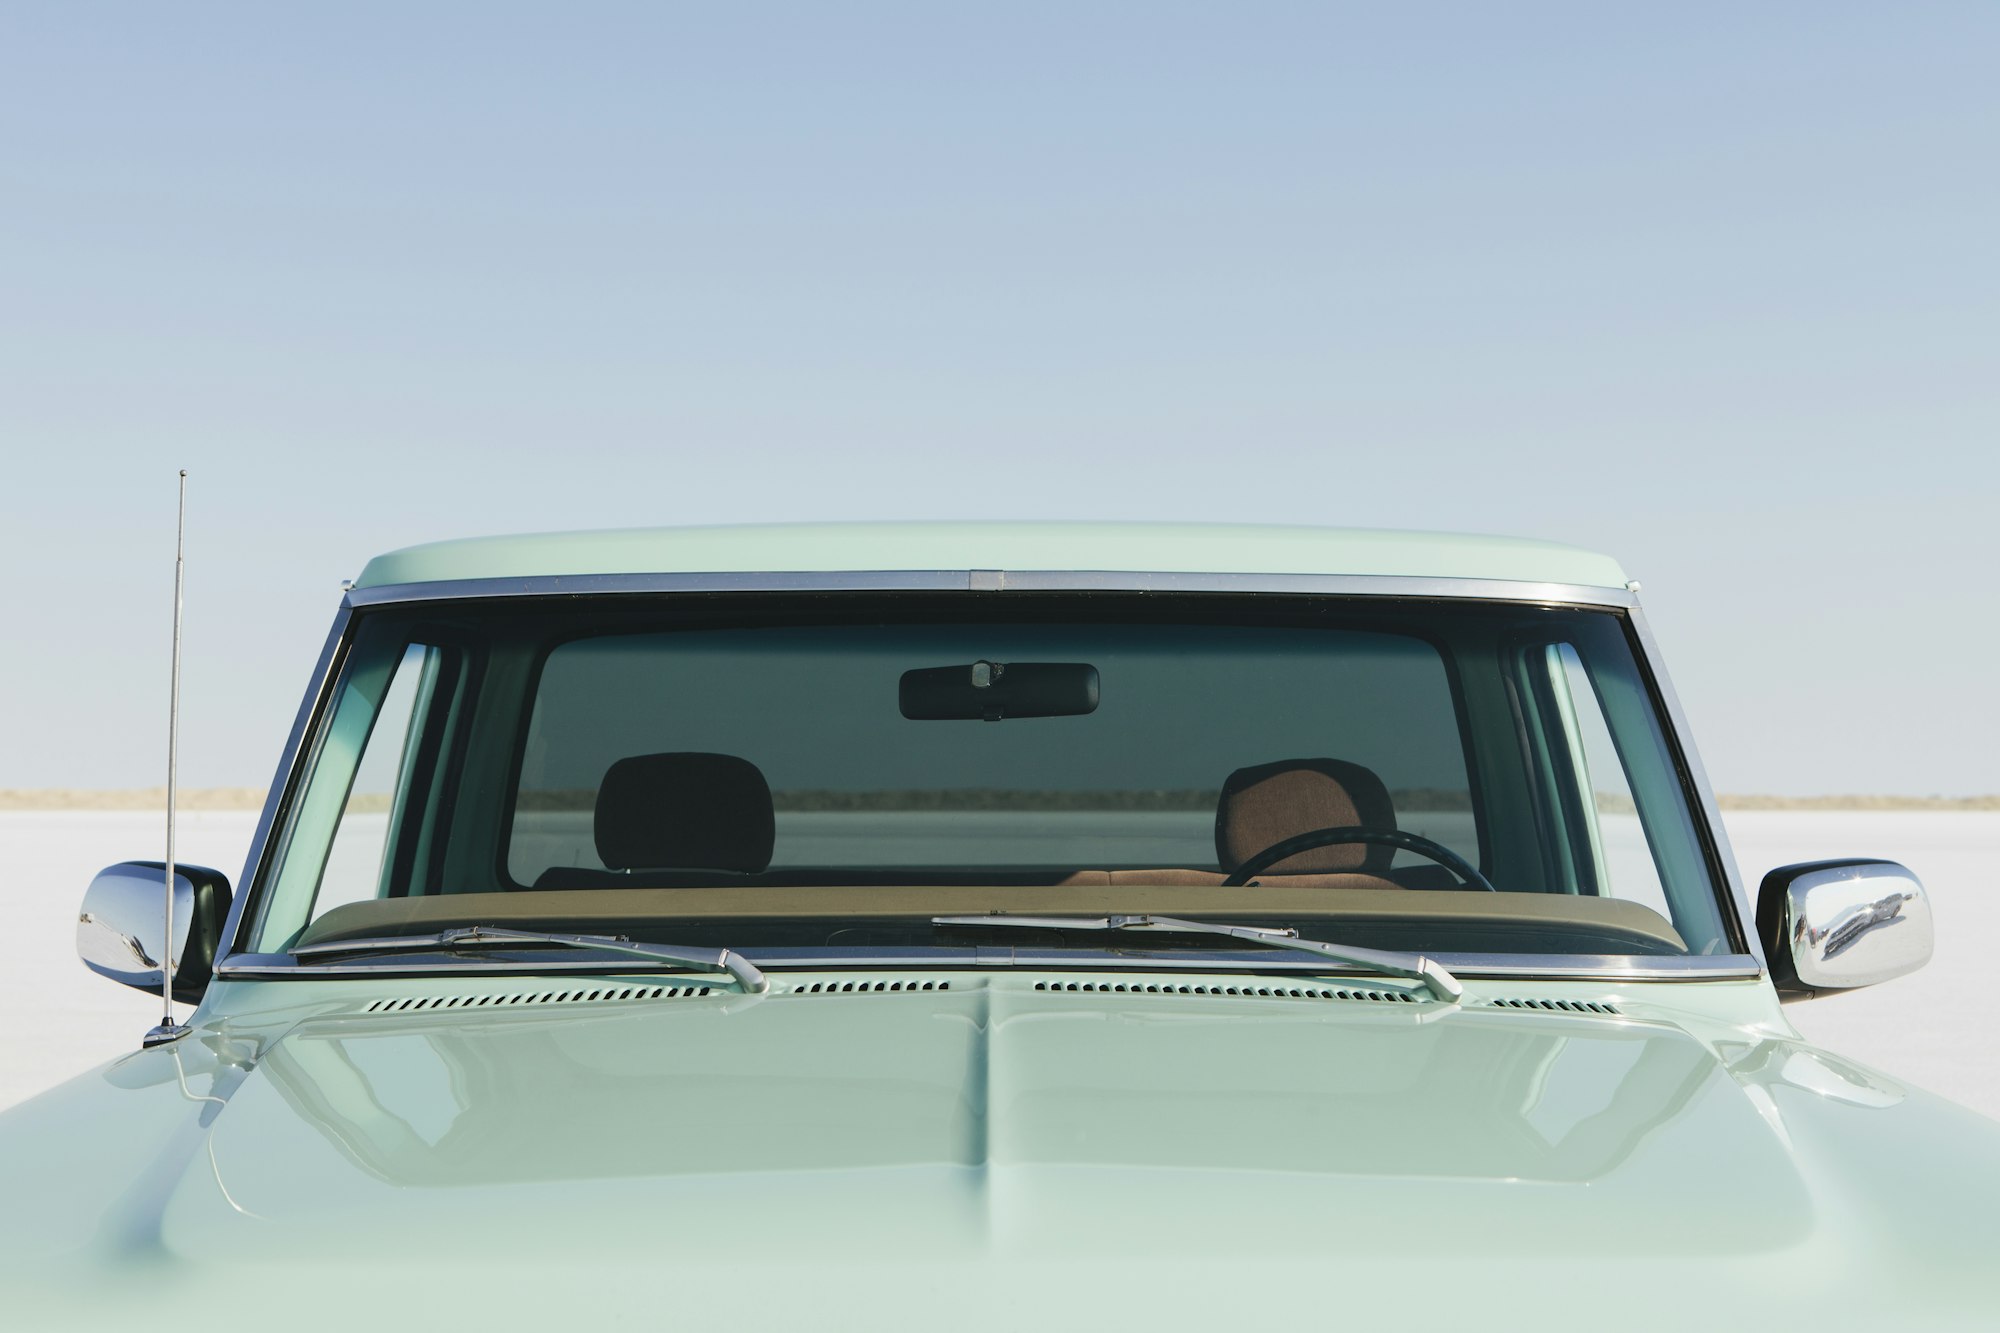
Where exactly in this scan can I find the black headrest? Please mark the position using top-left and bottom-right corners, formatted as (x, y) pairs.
(1215, 758), (1397, 874)
(593, 752), (775, 874)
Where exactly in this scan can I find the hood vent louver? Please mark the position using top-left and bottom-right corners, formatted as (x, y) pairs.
(789, 979), (952, 995)
(1482, 997), (1621, 1015)
(361, 984), (714, 1014)
(1032, 980), (1418, 1004)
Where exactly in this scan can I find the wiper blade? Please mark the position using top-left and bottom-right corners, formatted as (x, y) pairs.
(932, 913), (1462, 1003)
(292, 926), (768, 994)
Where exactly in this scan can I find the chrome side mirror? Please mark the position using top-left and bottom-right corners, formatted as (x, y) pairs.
(1756, 859), (1932, 1002)
(77, 861), (233, 1004)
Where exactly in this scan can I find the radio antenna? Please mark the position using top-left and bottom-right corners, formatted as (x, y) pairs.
(143, 470), (192, 1049)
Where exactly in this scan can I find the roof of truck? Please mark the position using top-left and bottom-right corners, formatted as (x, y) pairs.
(352, 522), (1630, 591)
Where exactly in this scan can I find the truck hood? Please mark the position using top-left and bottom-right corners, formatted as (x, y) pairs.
(7, 978), (2000, 1329)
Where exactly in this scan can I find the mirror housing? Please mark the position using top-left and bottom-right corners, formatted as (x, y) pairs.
(1757, 859), (1932, 1002)
(77, 861), (233, 1004)
(900, 661), (1100, 721)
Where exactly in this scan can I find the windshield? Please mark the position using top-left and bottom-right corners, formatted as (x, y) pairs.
(247, 593), (1734, 962)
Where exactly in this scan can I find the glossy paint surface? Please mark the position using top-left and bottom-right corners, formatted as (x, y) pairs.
(351, 521), (1632, 589)
(4, 970), (1998, 1330)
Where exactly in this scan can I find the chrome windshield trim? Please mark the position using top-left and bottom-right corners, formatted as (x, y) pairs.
(1428, 952), (1762, 981)
(216, 606), (353, 961)
(346, 571), (973, 606)
(344, 570), (1639, 609)
(216, 949), (1761, 983)
(235, 575), (1740, 983)
(998, 571), (1635, 607)
(1626, 603), (1763, 966)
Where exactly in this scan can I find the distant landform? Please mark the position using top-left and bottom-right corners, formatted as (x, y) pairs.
(3, 788), (1997, 812)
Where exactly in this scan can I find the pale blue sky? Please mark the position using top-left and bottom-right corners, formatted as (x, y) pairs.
(2, 4), (1994, 793)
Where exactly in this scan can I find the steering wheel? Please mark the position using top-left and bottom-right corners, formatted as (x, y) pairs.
(1222, 825), (1499, 892)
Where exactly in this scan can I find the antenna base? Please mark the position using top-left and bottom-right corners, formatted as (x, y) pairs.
(142, 1021), (192, 1049)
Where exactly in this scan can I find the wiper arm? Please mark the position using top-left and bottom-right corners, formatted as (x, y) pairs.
(292, 925), (768, 994)
(932, 913), (1462, 1004)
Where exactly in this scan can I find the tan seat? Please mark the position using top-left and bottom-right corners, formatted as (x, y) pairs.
(1102, 866), (1409, 889)
(1076, 757), (1409, 889)
(1057, 868), (1406, 888)
(1215, 757), (1399, 876)
(1064, 752), (1408, 888)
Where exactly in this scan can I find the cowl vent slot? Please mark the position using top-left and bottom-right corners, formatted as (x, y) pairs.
(1483, 997), (1621, 1015)
(789, 979), (952, 995)
(362, 985), (713, 1014)
(1032, 980), (1418, 1003)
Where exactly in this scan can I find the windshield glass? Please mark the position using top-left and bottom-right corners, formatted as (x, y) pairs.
(249, 593), (1734, 960)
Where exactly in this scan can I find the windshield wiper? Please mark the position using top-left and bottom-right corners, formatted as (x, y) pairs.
(292, 926), (768, 994)
(932, 913), (1462, 1003)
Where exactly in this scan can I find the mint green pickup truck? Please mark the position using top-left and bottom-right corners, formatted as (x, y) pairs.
(11, 523), (1990, 1331)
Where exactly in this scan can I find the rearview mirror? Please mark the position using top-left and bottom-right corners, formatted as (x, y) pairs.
(900, 661), (1100, 721)
(77, 861), (233, 1004)
(1756, 859), (1932, 1002)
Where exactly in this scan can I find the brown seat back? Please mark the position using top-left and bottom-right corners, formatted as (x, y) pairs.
(1215, 758), (1397, 874)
